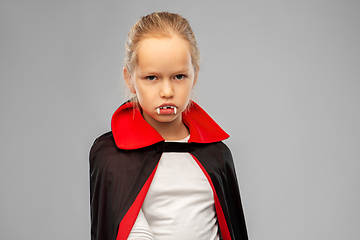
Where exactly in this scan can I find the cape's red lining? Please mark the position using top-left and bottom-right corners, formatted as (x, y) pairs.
(116, 164), (159, 240)
(190, 153), (232, 240)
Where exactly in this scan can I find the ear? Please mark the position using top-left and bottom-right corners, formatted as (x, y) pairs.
(123, 67), (136, 93)
(192, 66), (200, 88)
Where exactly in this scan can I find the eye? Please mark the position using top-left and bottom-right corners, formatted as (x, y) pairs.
(146, 76), (157, 81)
(174, 74), (185, 80)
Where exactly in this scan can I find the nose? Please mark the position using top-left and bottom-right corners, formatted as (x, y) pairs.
(160, 79), (174, 98)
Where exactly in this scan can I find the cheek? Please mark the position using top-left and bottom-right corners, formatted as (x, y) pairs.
(179, 85), (193, 106)
(133, 80), (145, 98)
(184, 83), (194, 97)
(135, 85), (151, 103)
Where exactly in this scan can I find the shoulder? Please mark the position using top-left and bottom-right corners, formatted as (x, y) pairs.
(194, 141), (232, 157)
(192, 141), (234, 166)
(90, 132), (117, 159)
(213, 141), (232, 155)
(89, 131), (124, 174)
(91, 131), (115, 148)
(89, 131), (157, 173)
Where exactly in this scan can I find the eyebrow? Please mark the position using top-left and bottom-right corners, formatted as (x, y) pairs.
(137, 68), (191, 76)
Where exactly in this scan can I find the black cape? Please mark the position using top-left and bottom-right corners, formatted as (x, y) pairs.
(90, 101), (248, 240)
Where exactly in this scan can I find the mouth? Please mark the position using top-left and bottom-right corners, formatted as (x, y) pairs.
(156, 105), (177, 115)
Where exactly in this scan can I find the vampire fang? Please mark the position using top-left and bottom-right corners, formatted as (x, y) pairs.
(156, 106), (177, 114)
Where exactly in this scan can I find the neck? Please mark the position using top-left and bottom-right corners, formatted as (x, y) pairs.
(143, 114), (189, 141)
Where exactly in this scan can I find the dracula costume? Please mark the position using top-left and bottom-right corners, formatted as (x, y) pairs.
(89, 100), (248, 240)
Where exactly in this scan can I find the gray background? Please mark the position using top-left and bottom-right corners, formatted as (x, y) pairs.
(1, 0), (359, 239)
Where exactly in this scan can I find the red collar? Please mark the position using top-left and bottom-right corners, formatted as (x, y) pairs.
(111, 101), (229, 150)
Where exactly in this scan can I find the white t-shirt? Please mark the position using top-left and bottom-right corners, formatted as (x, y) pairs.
(128, 136), (219, 240)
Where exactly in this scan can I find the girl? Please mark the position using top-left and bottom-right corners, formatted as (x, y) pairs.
(90, 12), (248, 240)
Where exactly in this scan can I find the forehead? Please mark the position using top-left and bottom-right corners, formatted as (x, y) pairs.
(136, 36), (192, 72)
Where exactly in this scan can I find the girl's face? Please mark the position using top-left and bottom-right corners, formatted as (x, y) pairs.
(125, 35), (198, 129)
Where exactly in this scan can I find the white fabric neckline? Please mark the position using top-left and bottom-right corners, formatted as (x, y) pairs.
(164, 135), (190, 143)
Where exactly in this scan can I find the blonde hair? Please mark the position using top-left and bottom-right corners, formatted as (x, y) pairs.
(124, 11), (200, 76)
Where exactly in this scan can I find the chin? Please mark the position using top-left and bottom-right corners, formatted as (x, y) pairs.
(156, 115), (178, 122)
(151, 114), (180, 123)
